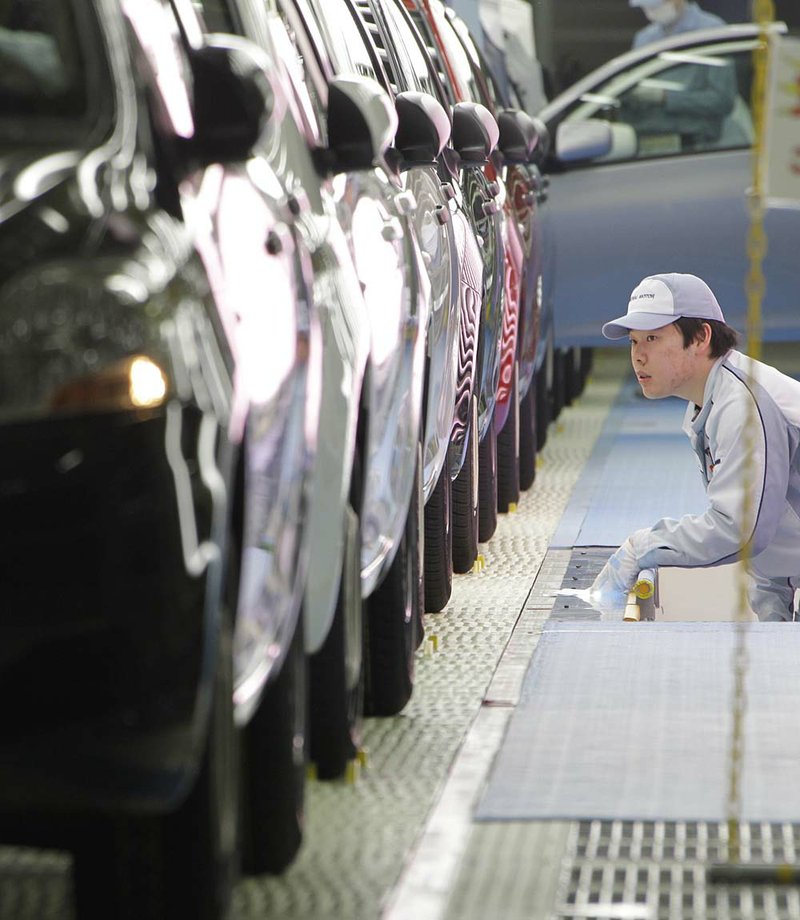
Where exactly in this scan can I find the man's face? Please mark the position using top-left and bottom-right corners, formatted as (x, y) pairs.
(629, 322), (700, 400)
(642, 0), (682, 25)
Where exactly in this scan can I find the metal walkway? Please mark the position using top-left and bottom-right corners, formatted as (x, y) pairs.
(3, 345), (799, 920)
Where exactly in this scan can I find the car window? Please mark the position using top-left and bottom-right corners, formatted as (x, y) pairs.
(428, 3), (474, 103)
(122, 0), (195, 139)
(264, 5), (326, 147)
(188, 0), (237, 33)
(381, 0), (436, 98)
(308, 0), (378, 82)
(449, 14), (501, 112)
(0, 0), (89, 122)
(562, 41), (754, 162)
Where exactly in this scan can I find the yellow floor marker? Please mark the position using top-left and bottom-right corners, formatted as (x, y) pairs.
(344, 758), (361, 786)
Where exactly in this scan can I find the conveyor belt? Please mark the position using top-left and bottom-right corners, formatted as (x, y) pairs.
(551, 380), (706, 548)
(476, 617), (800, 823)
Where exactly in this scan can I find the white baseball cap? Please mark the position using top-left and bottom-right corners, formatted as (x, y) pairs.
(602, 273), (726, 339)
(629, 0), (665, 6)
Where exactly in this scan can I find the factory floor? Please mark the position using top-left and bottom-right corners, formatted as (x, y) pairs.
(3, 345), (799, 920)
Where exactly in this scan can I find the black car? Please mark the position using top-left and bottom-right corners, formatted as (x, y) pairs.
(0, 0), (325, 914)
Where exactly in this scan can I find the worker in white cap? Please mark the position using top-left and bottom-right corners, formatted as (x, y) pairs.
(629, 0), (725, 49)
(592, 273), (800, 622)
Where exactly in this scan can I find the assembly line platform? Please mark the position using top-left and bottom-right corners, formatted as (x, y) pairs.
(2, 345), (799, 920)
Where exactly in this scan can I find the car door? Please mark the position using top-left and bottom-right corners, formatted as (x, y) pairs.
(539, 26), (798, 348)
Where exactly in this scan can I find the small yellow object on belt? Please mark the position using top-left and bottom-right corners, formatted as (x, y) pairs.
(633, 568), (655, 600)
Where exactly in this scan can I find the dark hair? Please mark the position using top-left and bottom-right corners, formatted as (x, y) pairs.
(674, 317), (739, 358)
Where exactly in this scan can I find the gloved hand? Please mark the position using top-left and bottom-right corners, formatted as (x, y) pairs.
(589, 538), (641, 614)
(628, 83), (665, 106)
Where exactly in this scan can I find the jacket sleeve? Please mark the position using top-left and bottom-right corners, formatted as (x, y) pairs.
(663, 60), (736, 121)
(632, 377), (791, 570)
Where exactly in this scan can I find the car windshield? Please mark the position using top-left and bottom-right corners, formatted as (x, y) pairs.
(0, 0), (91, 125)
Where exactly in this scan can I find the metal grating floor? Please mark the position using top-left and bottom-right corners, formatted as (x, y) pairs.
(557, 820), (800, 920)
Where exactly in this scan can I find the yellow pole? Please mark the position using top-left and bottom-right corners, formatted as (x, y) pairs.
(724, 0), (774, 868)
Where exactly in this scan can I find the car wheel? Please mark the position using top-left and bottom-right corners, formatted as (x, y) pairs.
(451, 394), (479, 574)
(424, 461), (452, 613)
(580, 347), (594, 389)
(566, 347), (583, 403)
(364, 447), (421, 717)
(239, 612), (306, 876)
(478, 415), (498, 544)
(497, 360), (520, 513)
(309, 494), (364, 780)
(72, 610), (239, 920)
(535, 363), (550, 452)
(519, 376), (537, 493)
(551, 347), (567, 420)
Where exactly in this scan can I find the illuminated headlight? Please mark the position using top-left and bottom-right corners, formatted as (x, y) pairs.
(0, 269), (171, 422)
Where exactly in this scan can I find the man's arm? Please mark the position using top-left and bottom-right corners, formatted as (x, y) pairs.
(634, 375), (791, 570)
(662, 59), (736, 121)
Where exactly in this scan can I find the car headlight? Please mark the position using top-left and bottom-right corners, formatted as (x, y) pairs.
(0, 266), (172, 422)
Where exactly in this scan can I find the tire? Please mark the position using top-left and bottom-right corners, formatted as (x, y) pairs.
(565, 347), (581, 403)
(364, 448), (422, 717)
(424, 462), (452, 613)
(309, 501), (364, 780)
(519, 377), (537, 493)
(239, 613), (306, 876)
(72, 612), (239, 920)
(535, 363), (550, 452)
(478, 419), (498, 544)
(580, 346), (594, 388)
(451, 394), (479, 574)
(551, 348), (567, 420)
(496, 360), (520, 513)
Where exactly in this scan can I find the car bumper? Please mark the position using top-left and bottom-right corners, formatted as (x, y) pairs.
(0, 406), (221, 812)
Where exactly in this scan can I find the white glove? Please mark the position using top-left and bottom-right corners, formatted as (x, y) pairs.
(628, 83), (665, 106)
(590, 538), (641, 610)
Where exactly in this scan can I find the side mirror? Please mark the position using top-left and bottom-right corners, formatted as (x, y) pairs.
(496, 108), (541, 165)
(186, 36), (277, 165)
(451, 101), (499, 165)
(530, 116), (551, 164)
(324, 76), (398, 173)
(393, 91), (451, 167)
(555, 120), (614, 163)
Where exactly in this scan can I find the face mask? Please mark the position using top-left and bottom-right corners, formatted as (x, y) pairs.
(643, 2), (680, 25)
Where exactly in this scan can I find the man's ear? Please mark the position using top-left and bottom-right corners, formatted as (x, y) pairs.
(696, 322), (714, 354)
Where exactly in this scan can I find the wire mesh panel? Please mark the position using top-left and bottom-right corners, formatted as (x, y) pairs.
(555, 820), (800, 920)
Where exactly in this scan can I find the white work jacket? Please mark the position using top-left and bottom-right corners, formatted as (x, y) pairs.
(634, 350), (800, 621)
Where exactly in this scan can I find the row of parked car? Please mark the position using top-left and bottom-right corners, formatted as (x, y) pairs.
(0, 0), (596, 917)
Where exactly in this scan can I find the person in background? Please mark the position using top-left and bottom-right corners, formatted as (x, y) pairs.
(629, 0), (726, 49)
(591, 273), (800, 622)
(623, 0), (736, 148)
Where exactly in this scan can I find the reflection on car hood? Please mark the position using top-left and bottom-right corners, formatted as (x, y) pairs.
(0, 148), (85, 223)
(0, 146), (112, 288)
